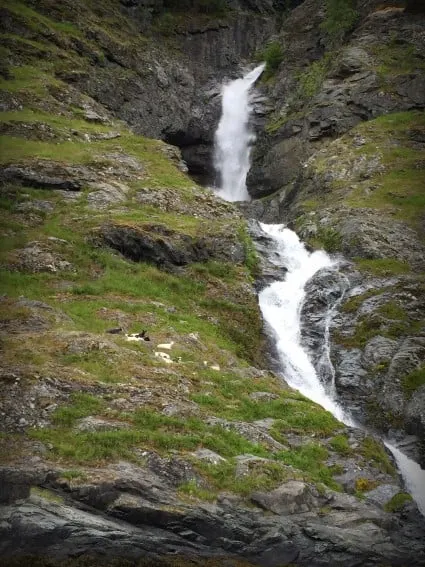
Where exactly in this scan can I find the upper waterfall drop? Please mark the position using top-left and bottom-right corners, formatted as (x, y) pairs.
(214, 63), (265, 202)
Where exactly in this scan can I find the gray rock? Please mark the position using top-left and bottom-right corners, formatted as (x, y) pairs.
(191, 449), (226, 465)
(251, 481), (319, 515)
(365, 484), (401, 508)
(249, 391), (279, 402)
(76, 417), (130, 432)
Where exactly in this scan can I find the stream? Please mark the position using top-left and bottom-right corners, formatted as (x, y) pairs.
(213, 65), (425, 516)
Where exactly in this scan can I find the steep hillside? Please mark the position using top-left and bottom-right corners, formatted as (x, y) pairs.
(1, 1), (425, 566)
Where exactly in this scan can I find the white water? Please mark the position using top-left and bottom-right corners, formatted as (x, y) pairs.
(258, 224), (349, 423)
(214, 64), (265, 202)
(386, 443), (425, 515)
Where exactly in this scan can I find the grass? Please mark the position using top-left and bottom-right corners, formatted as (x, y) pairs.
(361, 437), (395, 476)
(402, 366), (425, 399)
(308, 226), (342, 253)
(275, 443), (342, 490)
(258, 41), (284, 80)
(329, 434), (351, 455)
(296, 54), (333, 100)
(30, 407), (271, 464)
(51, 393), (105, 427)
(354, 258), (411, 276)
(384, 492), (413, 512)
(320, 0), (358, 46)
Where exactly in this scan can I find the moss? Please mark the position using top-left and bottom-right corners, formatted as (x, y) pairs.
(30, 487), (65, 504)
(341, 288), (383, 313)
(354, 477), (378, 493)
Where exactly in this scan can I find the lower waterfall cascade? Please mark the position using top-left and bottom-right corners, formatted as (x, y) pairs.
(213, 66), (425, 517)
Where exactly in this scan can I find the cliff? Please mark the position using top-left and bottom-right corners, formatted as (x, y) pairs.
(1, 1), (425, 566)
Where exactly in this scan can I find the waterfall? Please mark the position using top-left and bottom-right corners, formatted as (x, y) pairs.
(213, 67), (425, 516)
(214, 64), (265, 202)
(258, 224), (350, 423)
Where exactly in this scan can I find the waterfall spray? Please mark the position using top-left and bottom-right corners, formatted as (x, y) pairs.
(214, 64), (265, 202)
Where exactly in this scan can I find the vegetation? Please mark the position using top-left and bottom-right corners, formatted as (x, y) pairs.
(320, 0), (359, 46)
(307, 226), (342, 253)
(329, 434), (351, 455)
(259, 41), (284, 80)
(384, 492), (413, 512)
(361, 437), (395, 476)
(402, 366), (425, 399)
(296, 54), (333, 100)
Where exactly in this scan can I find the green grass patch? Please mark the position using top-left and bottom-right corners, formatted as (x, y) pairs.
(384, 492), (413, 512)
(275, 443), (341, 490)
(355, 258), (410, 276)
(402, 366), (425, 399)
(51, 393), (104, 427)
(308, 226), (342, 253)
(259, 41), (284, 80)
(296, 53), (333, 100)
(361, 437), (395, 476)
(329, 434), (351, 455)
(30, 487), (64, 504)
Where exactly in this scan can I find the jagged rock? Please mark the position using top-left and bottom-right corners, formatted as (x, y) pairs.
(249, 391), (279, 402)
(365, 484), (401, 508)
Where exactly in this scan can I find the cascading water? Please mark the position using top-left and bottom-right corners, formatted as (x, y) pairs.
(213, 66), (425, 516)
(214, 63), (265, 202)
(257, 224), (350, 424)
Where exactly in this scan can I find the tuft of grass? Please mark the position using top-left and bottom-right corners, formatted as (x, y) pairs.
(308, 226), (342, 253)
(275, 443), (341, 490)
(296, 54), (333, 100)
(259, 41), (284, 80)
(361, 437), (396, 476)
(402, 366), (425, 399)
(329, 434), (351, 455)
(384, 492), (413, 512)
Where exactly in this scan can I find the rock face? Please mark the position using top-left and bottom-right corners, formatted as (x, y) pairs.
(1, 462), (425, 567)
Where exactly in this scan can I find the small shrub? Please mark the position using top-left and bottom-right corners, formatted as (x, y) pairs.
(261, 41), (284, 79)
(384, 492), (413, 512)
(355, 477), (378, 492)
(320, 0), (359, 46)
(329, 434), (351, 455)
